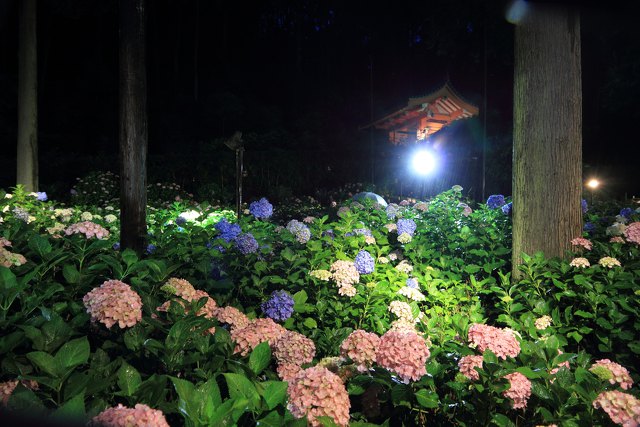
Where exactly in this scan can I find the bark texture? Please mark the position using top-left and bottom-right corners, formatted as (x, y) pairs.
(17, 0), (38, 192)
(119, 0), (148, 254)
(512, 5), (582, 278)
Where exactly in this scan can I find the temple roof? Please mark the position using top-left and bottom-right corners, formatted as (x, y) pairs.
(364, 82), (479, 145)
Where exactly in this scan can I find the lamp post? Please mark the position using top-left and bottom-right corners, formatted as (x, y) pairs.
(586, 178), (599, 205)
(224, 131), (244, 218)
(410, 147), (437, 200)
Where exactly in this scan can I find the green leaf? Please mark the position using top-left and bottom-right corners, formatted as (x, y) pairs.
(531, 381), (553, 401)
(62, 264), (80, 284)
(55, 337), (90, 369)
(256, 410), (283, 427)
(464, 264), (481, 274)
(27, 351), (61, 377)
(121, 249), (139, 267)
(28, 234), (52, 257)
(414, 389), (439, 408)
(491, 413), (515, 427)
(293, 290), (308, 306)
(390, 384), (411, 406)
(52, 391), (86, 420)
(171, 377), (196, 420)
(196, 378), (222, 418)
(574, 310), (593, 318)
(303, 317), (318, 329)
(515, 367), (543, 379)
(223, 373), (260, 410)
(261, 381), (288, 410)
(117, 361), (142, 396)
(249, 341), (272, 375)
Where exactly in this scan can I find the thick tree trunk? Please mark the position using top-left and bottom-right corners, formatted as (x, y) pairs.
(17, 0), (38, 192)
(119, 0), (148, 254)
(512, 5), (582, 279)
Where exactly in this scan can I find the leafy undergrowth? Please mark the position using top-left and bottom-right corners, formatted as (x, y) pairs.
(1, 184), (639, 426)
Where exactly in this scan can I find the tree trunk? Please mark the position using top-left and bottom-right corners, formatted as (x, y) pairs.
(119, 0), (148, 254)
(512, 4), (582, 279)
(17, 0), (38, 192)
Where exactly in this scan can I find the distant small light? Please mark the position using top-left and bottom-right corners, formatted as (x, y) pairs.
(506, 0), (529, 24)
(411, 150), (436, 175)
(587, 179), (600, 189)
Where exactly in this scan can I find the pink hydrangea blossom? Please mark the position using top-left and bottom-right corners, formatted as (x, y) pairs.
(277, 362), (303, 382)
(570, 237), (592, 250)
(156, 287), (217, 334)
(624, 222), (640, 245)
(89, 403), (170, 427)
(161, 277), (197, 300)
(593, 390), (640, 426)
(213, 306), (250, 331)
(340, 330), (380, 372)
(549, 350), (571, 378)
(0, 247), (27, 268)
(231, 318), (285, 356)
(610, 236), (626, 244)
(0, 380), (38, 406)
(503, 372), (532, 410)
(467, 324), (520, 360)
(458, 355), (484, 381)
(590, 359), (634, 390)
(287, 366), (351, 427)
(83, 280), (142, 329)
(569, 257), (590, 268)
(376, 330), (430, 383)
(273, 330), (316, 366)
(65, 221), (110, 239)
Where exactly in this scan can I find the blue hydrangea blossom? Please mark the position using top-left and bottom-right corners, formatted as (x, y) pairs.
(261, 290), (294, 322)
(354, 250), (375, 274)
(249, 198), (273, 219)
(501, 202), (512, 215)
(397, 219), (417, 237)
(486, 195), (506, 209)
(620, 207), (633, 219)
(214, 218), (241, 243)
(235, 232), (259, 254)
(406, 277), (419, 289)
(286, 219), (311, 244)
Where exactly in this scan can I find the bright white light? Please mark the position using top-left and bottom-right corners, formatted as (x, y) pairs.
(587, 179), (600, 189)
(179, 210), (201, 221)
(411, 150), (436, 175)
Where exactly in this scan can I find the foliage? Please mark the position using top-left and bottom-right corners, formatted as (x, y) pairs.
(0, 183), (639, 426)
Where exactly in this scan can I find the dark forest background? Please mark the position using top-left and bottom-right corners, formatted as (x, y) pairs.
(1, 0), (638, 203)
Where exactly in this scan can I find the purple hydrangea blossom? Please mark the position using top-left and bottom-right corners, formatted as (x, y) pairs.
(354, 250), (375, 274)
(249, 198), (273, 219)
(487, 195), (506, 209)
(214, 218), (241, 243)
(502, 202), (512, 215)
(235, 232), (259, 254)
(261, 290), (294, 322)
(386, 203), (401, 219)
(406, 277), (419, 289)
(397, 219), (417, 237)
(620, 207), (633, 219)
(346, 228), (373, 237)
(286, 219), (311, 244)
(583, 222), (596, 233)
(145, 244), (157, 255)
(175, 216), (187, 226)
(581, 199), (588, 214)
(113, 242), (120, 251)
(36, 192), (48, 201)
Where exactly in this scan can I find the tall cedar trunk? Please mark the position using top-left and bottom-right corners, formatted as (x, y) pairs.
(512, 5), (582, 279)
(17, 0), (38, 192)
(119, 0), (148, 254)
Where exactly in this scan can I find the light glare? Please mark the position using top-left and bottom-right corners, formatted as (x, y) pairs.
(412, 150), (436, 175)
(587, 179), (599, 189)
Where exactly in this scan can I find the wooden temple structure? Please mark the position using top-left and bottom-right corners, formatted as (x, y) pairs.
(365, 82), (479, 144)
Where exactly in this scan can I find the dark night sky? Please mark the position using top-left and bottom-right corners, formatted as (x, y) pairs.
(1, 0), (639, 200)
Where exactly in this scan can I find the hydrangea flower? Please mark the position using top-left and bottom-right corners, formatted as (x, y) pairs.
(570, 237), (592, 250)
(593, 390), (640, 426)
(376, 330), (430, 383)
(235, 232), (259, 254)
(0, 379), (38, 406)
(273, 330), (316, 366)
(570, 257), (590, 268)
(0, 245), (27, 268)
(231, 318), (285, 356)
(395, 260), (413, 273)
(386, 203), (401, 219)
(89, 404), (170, 427)
(160, 277), (197, 300)
(458, 355), (484, 381)
(354, 250), (375, 274)
(589, 359), (634, 390)
(624, 222), (640, 244)
(261, 290), (295, 322)
(581, 199), (588, 214)
(214, 218), (241, 242)
(249, 197), (273, 219)
(65, 221), (110, 239)
(340, 330), (380, 372)
(486, 195), (506, 209)
(503, 372), (531, 410)
(330, 260), (360, 290)
(337, 206), (351, 217)
(457, 202), (473, 217)
(309, 269), (331, 281)
(398, 286), (426, 301)
(145, 244), (157, 255)
(397, 218), (417, 237)
(35, 192), (48, 201)
(388, 301), (414, 323)
(213, 306), (250, 331)
(534, 315), (552, 330)
(584, 222), (596, 233)
(610, 236), (625, 244)
(406, 277), (419, 289)
(501, 202), (513, 215)
(83, 280), (142, 329)
(599, 257), (621, 268)
(397, 233), (412, 244)
(467, 324), (520, 360)
(619, 207), (633, 219)
(287, 367), (351, 427)
(277, 363), (303, 382)
(286, 220), (311, 244)
(174, 216), (187, 226)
